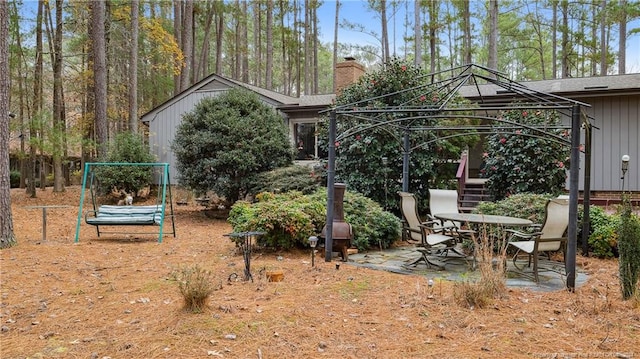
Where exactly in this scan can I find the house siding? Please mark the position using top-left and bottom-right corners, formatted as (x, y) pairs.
(578, 94), (639, 192)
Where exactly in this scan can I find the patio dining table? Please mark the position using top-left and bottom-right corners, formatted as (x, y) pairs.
(434, 213), (534, 269)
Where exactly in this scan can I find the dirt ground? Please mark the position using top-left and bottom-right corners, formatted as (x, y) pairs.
(1, 186), (639, 359)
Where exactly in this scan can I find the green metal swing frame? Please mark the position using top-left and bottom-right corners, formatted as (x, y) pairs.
(74, 162), (176, 243)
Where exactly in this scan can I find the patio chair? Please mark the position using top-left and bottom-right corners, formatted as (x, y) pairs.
(506, 197), (569, 283)
(427, 189), (476, 241)
(398, 192), (459, 268)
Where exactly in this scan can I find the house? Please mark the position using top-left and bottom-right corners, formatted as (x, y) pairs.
(141, 60), (640, 197)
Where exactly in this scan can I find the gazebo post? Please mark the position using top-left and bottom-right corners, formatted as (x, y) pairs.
(566, 104), (581, 291)
(325, 110), (336, 262)
(402, 129), (410, 192)
(582, 120), (592, 256)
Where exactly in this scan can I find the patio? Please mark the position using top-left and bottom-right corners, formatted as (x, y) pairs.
(345, 245), (588, 292)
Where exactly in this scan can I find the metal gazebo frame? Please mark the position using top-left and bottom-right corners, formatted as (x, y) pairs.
(322, 64), (594, 291)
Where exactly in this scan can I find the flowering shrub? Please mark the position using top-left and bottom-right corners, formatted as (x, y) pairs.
(483, 108), (570, 200)
(227, 188), (401, 251)
(319, 58), (479, 212)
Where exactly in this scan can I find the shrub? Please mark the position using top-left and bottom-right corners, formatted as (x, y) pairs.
(618, 197), (640, 300)
(483, 107), (570, 200)
(248, 165), (322, 197)
(172, 264), (220, 313)
(95, 132), (156, 196)
(10, 170), (20, 188)
(473, 192), (553, 223)
(589, 212), (621, 259)
(227, 188), (401, 251)
(171, 89), (294, 204)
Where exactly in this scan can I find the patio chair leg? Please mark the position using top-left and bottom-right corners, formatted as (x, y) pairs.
(407, 250), (444, 270)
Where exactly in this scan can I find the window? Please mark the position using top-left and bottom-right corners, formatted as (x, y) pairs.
(294, 122), (326, 160)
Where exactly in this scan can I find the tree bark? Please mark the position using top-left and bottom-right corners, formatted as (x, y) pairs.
(0, 0), (17, 248)
(599, 0), (607, 75)
(51, 0), (65, 193)
(487, 0), (498, 75)
(414, 0), (421, 67)
(380, 0), (390, 62)
(618, 0), (626, 74)
(180, 0), (193, 90)
(129, 0), (139, 133)
(91, 0), (108, 159)
(332, 0), (339, 93)
(266, 0), (274, 89)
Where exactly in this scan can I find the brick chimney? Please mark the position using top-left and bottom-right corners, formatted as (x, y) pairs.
(335, 57), (365, 94)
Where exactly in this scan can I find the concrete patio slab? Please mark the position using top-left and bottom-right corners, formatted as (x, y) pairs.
(345, 245), (588, 292)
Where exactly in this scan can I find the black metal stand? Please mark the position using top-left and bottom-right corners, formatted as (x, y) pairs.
(224, 231), (265, 282)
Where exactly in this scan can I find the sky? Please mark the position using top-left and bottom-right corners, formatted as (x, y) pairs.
(316, 0), (640, 74)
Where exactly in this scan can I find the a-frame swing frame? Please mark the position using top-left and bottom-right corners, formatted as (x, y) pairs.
(74, 162), (176, 243)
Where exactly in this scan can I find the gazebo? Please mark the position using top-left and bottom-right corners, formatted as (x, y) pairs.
(322, 64), (594, 291)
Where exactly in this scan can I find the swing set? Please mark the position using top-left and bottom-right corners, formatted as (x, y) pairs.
(74, 162), (176, 243)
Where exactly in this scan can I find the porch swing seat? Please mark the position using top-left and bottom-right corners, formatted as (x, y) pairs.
(85, 205), (164, 226)
(74, 162), (176, 243)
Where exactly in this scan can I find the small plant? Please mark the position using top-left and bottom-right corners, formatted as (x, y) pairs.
(453, 229), (507, 309)
(172, 264), (219, 313)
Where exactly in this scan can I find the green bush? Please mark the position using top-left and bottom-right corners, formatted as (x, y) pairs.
(171, 88), (294, 204)
(589, 211), (621, 259)
(483, 107), (570, 200)
(228, 188), (401, 251)
(248, 165), (322, 197)
(474, 193), (553, 224)
(618, 198), (640, 299)
(95, 132), (156, 196)
(10, 170), (20, 188)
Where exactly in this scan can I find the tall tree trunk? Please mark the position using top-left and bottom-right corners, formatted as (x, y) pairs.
(304, 0), (310, 95)
(180, 0), (193, 90)
(462, 0), (472, 65)
(0, 0), (16, 248)
(561, 0), (570, 78)
(380, 0), (389, 62)
(254, 2), (262, 87)
(312, 1), (318, 95)
(215, 6), (223, 75)
(241, 1), (249, 83)
(487, 0), (499, 75)
(10, 1), (27, 189)
(618, 0), (626, 74)
(414, 0), (421, 67)
(551, 0), (557, 79)
(51, 0), (65, 192)
(173, 0), (182, 93)
(91, 0), (108, 159)
(129, 0), (139, 133)
(332, 0), (339, 93)
(196, 2), (214, 81)
(294, 0), (300, 96)
(429, 0), (437, 73)
(28, 0), (44, 197)
(599, 0), (607, 75)
(266, 0), (274, 89)
(280, 0), (288, 95)
(591, 3), (598, 76)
